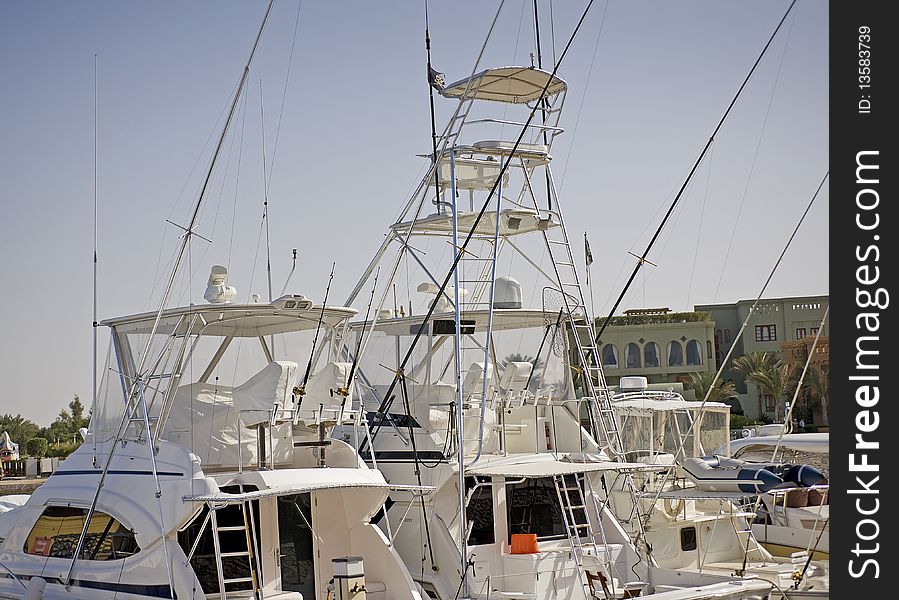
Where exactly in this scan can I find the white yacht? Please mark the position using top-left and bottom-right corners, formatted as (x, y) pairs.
(607, 378), (828, 596)
(329, 62), (772, 600)
(0, 285), (427, 600)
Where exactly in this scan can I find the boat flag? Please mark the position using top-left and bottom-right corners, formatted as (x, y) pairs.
(584, 232), (594, 267)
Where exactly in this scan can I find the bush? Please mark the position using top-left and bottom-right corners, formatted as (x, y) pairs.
(47, 442), (80, 458)
(730, 415), (761, 430)
(26, 437), (49, 458)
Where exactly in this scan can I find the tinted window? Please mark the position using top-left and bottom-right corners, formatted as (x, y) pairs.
(680, 526), (697, 551)
(466, 477), (495, 545)
(24, 506), (139, 560)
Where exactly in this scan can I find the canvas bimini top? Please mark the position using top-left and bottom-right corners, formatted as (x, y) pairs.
(100, 298), (357, 338)
(439, 66), (567, 104)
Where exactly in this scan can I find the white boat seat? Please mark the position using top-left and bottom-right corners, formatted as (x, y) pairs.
(462, 362), (494, 400)
(499, 361), (532, 394)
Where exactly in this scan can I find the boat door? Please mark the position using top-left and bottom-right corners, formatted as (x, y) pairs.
(277, 494), (315, 598)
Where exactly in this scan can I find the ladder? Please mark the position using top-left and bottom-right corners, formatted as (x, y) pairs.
(554, 473), (613, 600)
(209, 500), (261, 600)
(525, 167), (651, 552)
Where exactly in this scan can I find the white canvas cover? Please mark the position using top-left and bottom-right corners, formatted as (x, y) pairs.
(163, 361), (298, 468)
(295, 361), (353, 423)
(440, 67), (567, 103)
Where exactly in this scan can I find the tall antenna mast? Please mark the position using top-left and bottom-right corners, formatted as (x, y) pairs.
(65, 3), (276, 590)
(91, 53), (99, 466)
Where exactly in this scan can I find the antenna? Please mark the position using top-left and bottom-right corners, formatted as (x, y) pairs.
(260, 78), (273, 303)
(279, 248), (299, 295)
(91, 53), (99, 467)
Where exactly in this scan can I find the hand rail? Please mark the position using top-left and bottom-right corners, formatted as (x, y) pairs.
(0, 560), (27, 590)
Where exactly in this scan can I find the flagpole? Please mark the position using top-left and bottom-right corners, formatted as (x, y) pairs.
(585, 232), (595, 319)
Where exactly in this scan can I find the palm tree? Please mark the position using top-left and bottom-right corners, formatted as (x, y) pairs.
(745, 361), (795, 422)
(800, 365), (829, 425)
(731, 352), (779, 417)
(687, 371), (737, 403)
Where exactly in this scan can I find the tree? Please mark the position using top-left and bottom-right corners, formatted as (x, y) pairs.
(732, 352), (779, 417)
(39, 395), (89, 446)
(800, 365), (829, 425)
(0, 414), (39, 451)
(686, 371), (737, 404)
(745, 361), (795, 422)
(26, 437), (49, 458)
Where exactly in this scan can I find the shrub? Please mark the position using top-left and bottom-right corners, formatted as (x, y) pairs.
(26, 437), (49, 458)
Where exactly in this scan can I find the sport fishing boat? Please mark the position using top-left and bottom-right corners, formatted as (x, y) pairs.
(607, 377), (828, 596)
(2, 3), (428, 598)
(328, 43), (773, 598)
(0, 273), (428, 600)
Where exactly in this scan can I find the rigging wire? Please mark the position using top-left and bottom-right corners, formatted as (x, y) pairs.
(266, 0), (303, 194)
(366, 0), (597, 446)
(595, 0), (798, 343)
(642, 171), (829, 528)
(557, 0), (610, 193)
(713, 9), (797, 302)
(64, 3), (276, 591)
(686, 143), (715, 308)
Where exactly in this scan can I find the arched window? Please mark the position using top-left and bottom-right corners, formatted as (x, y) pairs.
(625, 343), (642, 368)
(644, 342), (661, 368)
(667, 341), (683, 367)
(686, 340), (703, 365)
(724, 329), (731, 343)
(601, 344), (619, 368)
(707, 340), (713, 359)
(24, 506), (139, 560)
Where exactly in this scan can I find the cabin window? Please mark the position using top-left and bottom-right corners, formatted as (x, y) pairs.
(600, 345), (618, 368)
(644, 342), (660, 368)
(680, 526), (697, 551)
(24, 506), (139, 560)
(686, 340), (703, 366)
(666, 341), (683, 367)
(465, 477), (495, 545)
(507, 476), (587, 542)
(625, 343), (642, 369)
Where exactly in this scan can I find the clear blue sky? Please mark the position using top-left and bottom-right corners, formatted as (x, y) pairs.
(0, 0), (828, 424)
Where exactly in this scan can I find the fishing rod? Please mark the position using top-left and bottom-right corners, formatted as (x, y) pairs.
(595, 0), (798, 343)
(296, 262), (335, 409)
(339, 267), (380, 413)
(367, 0), (596, 447)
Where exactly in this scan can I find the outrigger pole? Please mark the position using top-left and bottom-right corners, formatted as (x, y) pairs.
(595, 0), (798, 343)
(65, 1), (276, 590)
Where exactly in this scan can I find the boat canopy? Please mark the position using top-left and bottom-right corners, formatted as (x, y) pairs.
(350, 308), (570, 336)
(391, 207), (558, 238)
(185, 468), (398, 526)
(613, 397), (730, 414)
(716, 433), (829, 457)
(465, 454), (662, 478)
(440, 67), (567, 104)
(101, 302), (357, 338)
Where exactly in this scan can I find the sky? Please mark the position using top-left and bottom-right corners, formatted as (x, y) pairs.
(0, 0), (828, 424)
